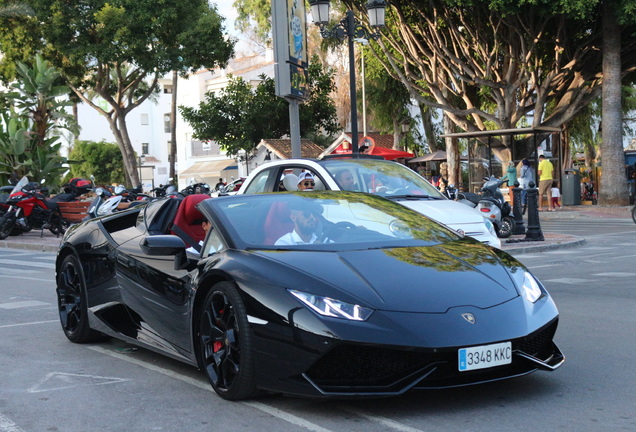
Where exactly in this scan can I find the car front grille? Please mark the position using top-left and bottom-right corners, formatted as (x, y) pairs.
(304, 318), (559, 394)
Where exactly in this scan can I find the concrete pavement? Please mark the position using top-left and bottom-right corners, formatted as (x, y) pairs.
(0, 204), (632, 254)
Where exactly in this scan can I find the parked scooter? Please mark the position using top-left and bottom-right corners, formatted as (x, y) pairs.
(0, 177), (86, 239)
(85, 184), (149, 220)
(458, 176), (515, 238)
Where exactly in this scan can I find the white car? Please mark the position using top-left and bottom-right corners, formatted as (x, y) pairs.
(237, 157), (501, 248)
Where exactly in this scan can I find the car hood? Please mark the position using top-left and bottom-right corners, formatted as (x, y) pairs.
(254, 243), (518, 313)
(395, 199), (483, 226)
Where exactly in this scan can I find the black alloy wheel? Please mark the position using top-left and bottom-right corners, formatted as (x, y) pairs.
(497, 216), (515, 239)
(0, 214), (15, 240)
(56, 254), (102, 343)
(198, 281), (257, 400)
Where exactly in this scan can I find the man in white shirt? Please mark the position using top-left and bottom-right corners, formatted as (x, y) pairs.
(275, 201), (324, 245)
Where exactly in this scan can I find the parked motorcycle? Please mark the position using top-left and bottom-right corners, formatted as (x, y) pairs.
(0, 177), (87, 239)
(181, 177), (211, 196)
(151, 179), (181, 199)
(458, 176), (515, 238)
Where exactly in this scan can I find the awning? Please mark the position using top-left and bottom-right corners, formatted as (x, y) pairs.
(409, 150), (468, 163)
(179, 159), (236, 179)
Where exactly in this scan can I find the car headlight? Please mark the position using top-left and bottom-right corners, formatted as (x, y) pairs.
(289, 289), (374, 321)
(519, 271), (545, 303)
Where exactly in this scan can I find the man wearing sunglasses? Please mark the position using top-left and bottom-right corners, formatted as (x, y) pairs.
(297, 172), (316, 191)
(275, 200), (326, 245)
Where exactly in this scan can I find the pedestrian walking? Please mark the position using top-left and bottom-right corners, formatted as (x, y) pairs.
(537, 155), (555, 211)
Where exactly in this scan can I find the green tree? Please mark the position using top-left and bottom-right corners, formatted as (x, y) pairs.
(0, 0), (235, 187)
(0, 54), (75, 186)
(181, 57), (339, 156)
(67, 140), (127, 186)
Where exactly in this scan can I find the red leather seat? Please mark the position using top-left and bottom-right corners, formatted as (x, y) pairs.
(171, 194), (209, 248)
(263, 202), (293, 245)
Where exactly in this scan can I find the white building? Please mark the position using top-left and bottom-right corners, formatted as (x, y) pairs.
(71, 50), (275, 190)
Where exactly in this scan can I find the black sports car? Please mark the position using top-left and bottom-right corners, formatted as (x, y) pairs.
(55, 191), (564, 400)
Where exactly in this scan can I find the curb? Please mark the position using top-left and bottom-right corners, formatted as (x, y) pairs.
(0, 240), (60, 253)
(501, 236), (586, 255)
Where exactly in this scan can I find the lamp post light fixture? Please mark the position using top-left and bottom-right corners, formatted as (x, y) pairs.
(309, 0), (386, 153)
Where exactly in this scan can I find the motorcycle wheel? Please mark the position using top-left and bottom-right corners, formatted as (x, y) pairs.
(0, 214), (15, 240)
(496, 216), (515, 239)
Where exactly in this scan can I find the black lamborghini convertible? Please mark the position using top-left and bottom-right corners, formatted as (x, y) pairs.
(55, 191), (564, 400)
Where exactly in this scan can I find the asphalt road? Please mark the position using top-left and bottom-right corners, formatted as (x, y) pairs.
(1, 217), (634, 432)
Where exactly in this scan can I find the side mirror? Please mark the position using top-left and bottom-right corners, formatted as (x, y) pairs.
(140, 235), (186, 256)
(139, 235), (196, 271)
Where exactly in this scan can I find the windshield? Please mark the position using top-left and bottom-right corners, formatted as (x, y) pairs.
(320, 159), (444, 198)
(204, 191), (461, 251)
(10, 176), (29, 195)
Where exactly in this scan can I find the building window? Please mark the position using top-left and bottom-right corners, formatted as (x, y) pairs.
(142, 143), (149, 155)
(140, 113), (149, 125)
(163, 114), (171, 133)
(164, 85), (173, 94)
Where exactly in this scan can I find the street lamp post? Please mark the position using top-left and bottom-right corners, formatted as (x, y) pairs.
(309, 0), (386, 154)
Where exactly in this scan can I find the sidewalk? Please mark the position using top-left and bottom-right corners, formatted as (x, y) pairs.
(0, 204), (632, 255)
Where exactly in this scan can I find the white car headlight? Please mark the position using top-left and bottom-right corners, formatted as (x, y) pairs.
(520, 271), (545, 303)
(289, 290), (373, 321)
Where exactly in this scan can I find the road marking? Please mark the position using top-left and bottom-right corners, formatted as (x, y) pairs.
(0, 274), (51, 282)
(0, 258), (55, 269)
(344, 409), (425, 432)
(525, 264), (560, 269)
(28, 372), (131, 393)
(87, 346), (336, 432)
(0, 300), (50, 309)
(0, 413), (25, 432)
(0, 320), (58, 329)
(591, 272), (636, 277)
(244, 402), (334, 432)
(544, 278), (592, 284)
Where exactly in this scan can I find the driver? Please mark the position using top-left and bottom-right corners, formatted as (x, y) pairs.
(275, 200), (328, 245)
(335, 169), (358, 191)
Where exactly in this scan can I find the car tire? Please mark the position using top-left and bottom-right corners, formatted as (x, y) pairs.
(632, 205), (636, 224)
(197, 281), (258, 401)
(56, 254), (103, 343)
(497, 216), (515, 239)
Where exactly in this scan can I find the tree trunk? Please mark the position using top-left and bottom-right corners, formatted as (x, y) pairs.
(419, 103), (437, 153)
(106, 110), (140, 187)
(170, 70), (178, 179)
(443, 113), (459, 187)
(599, 1), (628, 206)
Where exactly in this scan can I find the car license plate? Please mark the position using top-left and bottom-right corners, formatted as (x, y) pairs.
(458, 342), (512, 371)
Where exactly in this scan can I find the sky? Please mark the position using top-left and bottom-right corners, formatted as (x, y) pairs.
(213, 2), (239, 35)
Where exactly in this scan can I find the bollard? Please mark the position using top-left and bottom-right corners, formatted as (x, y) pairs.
(525, 182), (544, 241)
(511, 182), (526, 235)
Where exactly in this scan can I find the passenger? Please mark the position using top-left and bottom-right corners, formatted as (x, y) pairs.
(335, 169), (357, 191)
(185, 218), (211, 254)
(297, 172), (316, 191)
